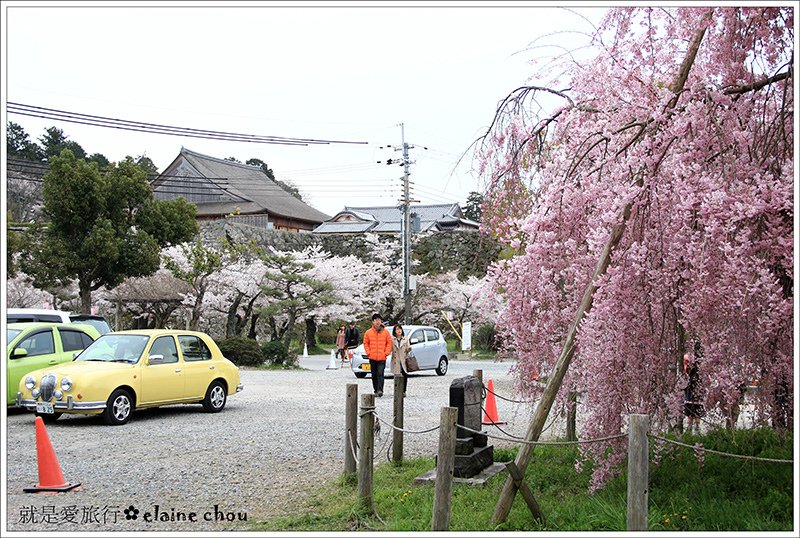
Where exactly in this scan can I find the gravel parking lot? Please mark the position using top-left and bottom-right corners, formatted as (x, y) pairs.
(4, 355), (547, 532)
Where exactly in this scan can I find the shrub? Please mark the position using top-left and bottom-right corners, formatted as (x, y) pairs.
(317, 324), (339, 346)
(218, 336), (264, 367)
(473, 323), (499, 352)
(262, 339), (293, 366)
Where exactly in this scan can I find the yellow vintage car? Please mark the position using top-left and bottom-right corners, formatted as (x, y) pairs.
(17, 329), (243, 425)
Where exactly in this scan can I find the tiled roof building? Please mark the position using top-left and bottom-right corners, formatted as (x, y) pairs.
(153, 148), (329, 232)
(313, 203), (479, 234)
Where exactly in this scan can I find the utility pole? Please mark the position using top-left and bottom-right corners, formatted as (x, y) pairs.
(379, 124), (421, 325)
(401, 123), (412, 325)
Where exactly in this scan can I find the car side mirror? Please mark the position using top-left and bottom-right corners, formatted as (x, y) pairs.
(148, 354), (165, 365)
(409, 338), (420, 345)
(72, 351), (82, 359)
(11, 348), (28, 359)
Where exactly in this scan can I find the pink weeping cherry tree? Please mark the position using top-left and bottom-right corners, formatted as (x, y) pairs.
(477, 7), (793, 491)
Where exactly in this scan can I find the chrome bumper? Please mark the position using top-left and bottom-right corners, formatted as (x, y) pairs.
(236, 383), (244, 393)
(16, 393), (106, 411)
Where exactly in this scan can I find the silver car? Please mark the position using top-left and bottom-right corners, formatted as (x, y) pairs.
(350, 325), (449, 378)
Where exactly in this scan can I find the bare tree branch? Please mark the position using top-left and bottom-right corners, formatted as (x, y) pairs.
(723, 67), (793, 96)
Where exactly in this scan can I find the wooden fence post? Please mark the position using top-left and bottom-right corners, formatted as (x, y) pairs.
(626, 414), (649, 531)
(473, 369), (483, 390)
(566, 390), (577, 442)
(392, 376), (404, 463)
(431, 406), (458, 531)
(344, 383), (358, 477)
(358, 393), (376, 513)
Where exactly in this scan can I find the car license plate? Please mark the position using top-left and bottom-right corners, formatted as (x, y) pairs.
(363, 364), (371, 371)
(36, 402), (54, 414)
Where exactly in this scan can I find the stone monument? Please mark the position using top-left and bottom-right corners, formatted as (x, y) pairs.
(449, 375), (493, 478)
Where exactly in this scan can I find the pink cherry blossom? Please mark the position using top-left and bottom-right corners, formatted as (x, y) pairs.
(477, 7), (793, 490)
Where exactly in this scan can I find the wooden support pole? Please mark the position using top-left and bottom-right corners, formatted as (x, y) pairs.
(566, 390), (577, 442)
(626, 414), (649, 531)
(505, 461), (545, 524)
(392, 376), (404, 463)
(358, 393), (375, 513)
(431, 406), (458, 531)
(344, 383), (358, 477)
(490, 23), (708, 527)
(492, 215), (629, 524)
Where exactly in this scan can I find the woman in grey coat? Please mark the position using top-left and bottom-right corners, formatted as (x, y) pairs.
(390, 324), (413, 396)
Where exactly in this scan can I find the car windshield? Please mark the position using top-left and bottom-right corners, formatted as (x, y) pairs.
(7, 328), (22, 344)
(76, 334), (150, 364)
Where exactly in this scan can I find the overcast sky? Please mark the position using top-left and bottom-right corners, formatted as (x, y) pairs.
(2, 1), (606, 217)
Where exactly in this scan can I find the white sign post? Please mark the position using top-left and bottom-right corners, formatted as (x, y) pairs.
(461, 321), (472, 352)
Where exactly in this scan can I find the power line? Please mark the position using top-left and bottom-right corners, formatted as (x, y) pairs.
(413, 183), (463, 200)
(278, 162), (381, 174)
(414, 192), (461, 205)
(7, 102), (369, 147)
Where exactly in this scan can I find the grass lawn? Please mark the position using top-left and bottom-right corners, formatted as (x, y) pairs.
(250, 427), (793, 532)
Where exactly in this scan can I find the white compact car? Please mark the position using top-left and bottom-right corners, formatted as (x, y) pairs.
(7, 308), (113, 335)
(350, 325), (449, 378)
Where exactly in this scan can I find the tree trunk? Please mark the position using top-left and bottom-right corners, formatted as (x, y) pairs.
(282, 311), (297, 350)
(248, 312), (260, 340)
(226, 291), (245, 338)
(78, 278), (93, 314)
(267, 316), (278, 341)
(190, 299), (203, 331)
(305, 317), (317, 349)
(189, 282), (207, 331)
(154, 309), (173, 329)
(241, 292), (262, 336)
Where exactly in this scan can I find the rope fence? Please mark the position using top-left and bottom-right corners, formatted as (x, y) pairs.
(353, 381), (793, 458)
(475, 382), (789, 459)
(371, 412), (442, 435)
(460, 423), (628, 446)
(650, 434), (794, 464)
(348, 429), (358, 463)
(345, 374), (792, 532)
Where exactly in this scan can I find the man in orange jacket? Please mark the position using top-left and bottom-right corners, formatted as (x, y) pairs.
(363, 312), (392, 397)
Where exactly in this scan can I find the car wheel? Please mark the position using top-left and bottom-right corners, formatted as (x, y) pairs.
(435, 357), (449, 376)
(103, 389), (134, 426)
(36, 412), (62, 424)
(354, 372), (367, 379)
(202, 380), (227, 412)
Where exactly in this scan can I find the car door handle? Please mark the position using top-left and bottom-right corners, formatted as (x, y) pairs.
(48, 360), (57, 364)
(175, 368), (182, 373)
(209, 365), (215, 370)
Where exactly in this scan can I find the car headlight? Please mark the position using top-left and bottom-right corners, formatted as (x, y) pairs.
(25, 376), (36, 390)
(31, 389), (40, 399)
(61, 377), (73, 391)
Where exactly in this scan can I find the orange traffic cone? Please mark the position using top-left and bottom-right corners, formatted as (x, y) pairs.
(482, 379), (507, 426)
(24, 417), (81, 493)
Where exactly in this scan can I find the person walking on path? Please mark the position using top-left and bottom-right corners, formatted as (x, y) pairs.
(345, 321), (360, 350)
(335, 324), (348, 364)
(390, 324), (413, 397)
(363, 313), (392, 397)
